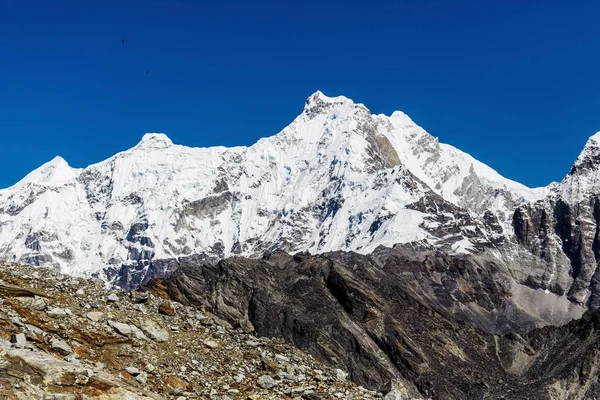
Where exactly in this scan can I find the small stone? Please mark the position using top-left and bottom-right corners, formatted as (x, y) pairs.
(125, 366), (141, 376)
(75, 374), (89, 385)
(107, 293), (119, 302)
(335, 368), (348, 381)
(130, 324), (149, 341)
(108, 320), (133, 336)
(274, 354), (290, 363)
(136, 371), (148, 384)
(145, 363), (156, 373)
(136, 318), (169, 342)
(257, 375), (277, 389)
(203, 339), (219, 349)
(384, 389), (408, 400)
(51, 337), (73, 355)
(31, 297), (47, 311)
(11, 333), (26, 349)
(47, 308), (68, 317)
(262, 358), (281, 372)
(133, 303), (147, 314)
(86, 311), (104, 323)
(198, 316), (214, 326)
(75, 288), (85, 296)
(158, 300), (176, 316)
(163, 375), (188, 392)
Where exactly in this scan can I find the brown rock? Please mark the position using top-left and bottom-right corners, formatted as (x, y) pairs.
(158, 300), (176, 316)
(162, 375), (188, 392)
(261, 358), (282, 372)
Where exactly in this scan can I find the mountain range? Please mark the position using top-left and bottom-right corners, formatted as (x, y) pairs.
(0, 92), (553, 279)
(4, 91), (600, 398)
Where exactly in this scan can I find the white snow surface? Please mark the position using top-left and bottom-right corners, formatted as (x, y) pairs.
(0, 91), (547, 278)
(558, 131), (600, 202)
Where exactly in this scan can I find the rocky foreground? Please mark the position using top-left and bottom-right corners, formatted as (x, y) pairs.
(0, 262), (416, 400)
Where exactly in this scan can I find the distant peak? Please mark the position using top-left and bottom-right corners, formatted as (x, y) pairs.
(567, 132), (600, 176)
(586, 131), (600, 146)
(13, 155), (78, 188)
(136, 133), (174, 150)
(48, 155), (69, 167)
(304, 91), (356, 114)
(578, 131), (600, 155)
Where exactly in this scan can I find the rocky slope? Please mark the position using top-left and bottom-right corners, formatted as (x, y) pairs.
(0, 91), (544, 288)
(513, 132), (600, 307)
(0, 261), (398, 399)
(155, 249), (600, 400)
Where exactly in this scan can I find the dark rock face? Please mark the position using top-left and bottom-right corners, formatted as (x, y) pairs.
(513, 195), (600, 304)
(151, 248), (600, 399)
(509, 135), (600, 307)
(107, 253), (220, 290)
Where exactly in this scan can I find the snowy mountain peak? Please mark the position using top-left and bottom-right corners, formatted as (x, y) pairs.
(303, 91), (360, 114)
(559, 131), (600, 201)
(16, 156), (79, 187)
(588, 131), (600, 143)
(567, 132), (600, 177)
(135, 133), (174, 150)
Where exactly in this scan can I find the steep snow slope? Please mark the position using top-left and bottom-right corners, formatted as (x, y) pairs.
(0, 91), (544, 282)
(557, 131), (600, 202)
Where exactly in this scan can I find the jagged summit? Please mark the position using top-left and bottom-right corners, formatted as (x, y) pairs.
(305, 90), (354, 105)
(556, 130), (600, 201)
(135, 133), (174, 150)
(302, 90), (366, 115)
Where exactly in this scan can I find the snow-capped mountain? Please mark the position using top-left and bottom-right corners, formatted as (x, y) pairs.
(0, 91), (553, 285)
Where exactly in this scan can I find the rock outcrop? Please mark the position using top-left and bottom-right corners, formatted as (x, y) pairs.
(0, 261), (390, 399)
(155, 249), (600, 399)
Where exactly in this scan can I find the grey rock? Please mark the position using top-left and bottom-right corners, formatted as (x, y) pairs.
(335, 368), (347, 381)
(11, 333), (26, 349)
(108, 320), (133, 336)
(51, 337), (73, 355)
(86, 311), (104, 323)
(384, 390), (407, 400)
(47, 308), (68, 317)
(125, 366), (141, 376)
(202, 339), (218, 349)
(107, 293), (119, 302)
(257, 375), (277, 389)
(136, 318), (169, 342)
(135, 371), (148, 384)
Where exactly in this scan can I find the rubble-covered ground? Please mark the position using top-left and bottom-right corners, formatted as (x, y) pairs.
(0, 262), (412, 400)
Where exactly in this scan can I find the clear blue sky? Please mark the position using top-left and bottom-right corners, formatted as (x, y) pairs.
(1, 0), (599, 188)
